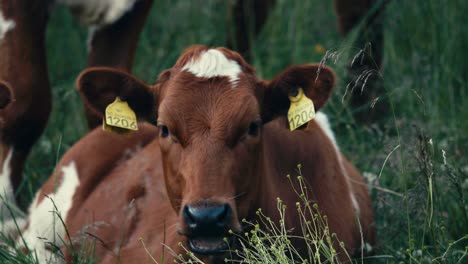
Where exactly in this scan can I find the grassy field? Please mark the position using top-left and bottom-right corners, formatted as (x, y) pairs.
(4, 0), (468, 262)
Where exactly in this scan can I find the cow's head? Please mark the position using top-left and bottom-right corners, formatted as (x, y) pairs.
(77, 45), (335, 257)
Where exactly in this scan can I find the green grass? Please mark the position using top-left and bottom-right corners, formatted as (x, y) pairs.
(3, 0), (467, 263)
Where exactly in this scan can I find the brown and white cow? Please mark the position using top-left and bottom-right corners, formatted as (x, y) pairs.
(18, 45), (374, 263)
(0, 0), (382, 230)
(0, 0), (153, 220)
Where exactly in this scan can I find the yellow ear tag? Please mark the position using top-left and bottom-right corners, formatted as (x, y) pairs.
(102, 97), (138, 134)
(287, 88), (316, 131)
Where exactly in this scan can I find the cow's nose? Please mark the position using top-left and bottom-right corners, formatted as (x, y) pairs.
(183, 203), (231, 234)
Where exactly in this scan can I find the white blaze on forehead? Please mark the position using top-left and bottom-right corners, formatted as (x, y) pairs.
(182, 49), (242, 85)
(0, 11), (15, 41)
(58, 0), (136, 26)
(19, 161), (80, 263)
(315, 112), (360, 215)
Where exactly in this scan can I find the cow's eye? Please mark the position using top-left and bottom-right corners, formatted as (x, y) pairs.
(159, 125), (170, 138)
(247, 121), (260, 137)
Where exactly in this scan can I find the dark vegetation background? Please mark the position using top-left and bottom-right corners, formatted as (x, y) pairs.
(16, 0), (468, 262)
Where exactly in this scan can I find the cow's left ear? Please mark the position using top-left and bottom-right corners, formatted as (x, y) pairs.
(76, 67), (158, 124)
(0, 80), (14, 110)
(260, 64), (336, 123)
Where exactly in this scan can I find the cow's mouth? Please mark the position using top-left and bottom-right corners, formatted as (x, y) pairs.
(188, 236), (234, 255)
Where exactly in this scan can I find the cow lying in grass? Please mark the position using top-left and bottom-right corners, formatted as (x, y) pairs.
(0, 0), (382, 239)
(17, 45), (374, 263)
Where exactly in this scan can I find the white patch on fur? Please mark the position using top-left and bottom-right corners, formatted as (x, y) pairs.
(182, 49), (242, 85)
(315, 112), (360, 214)
(1, 217), (26, 236)
(58, 0), (137, 26)
(0, 11), (15, 41)
(19, 162), (80, 263)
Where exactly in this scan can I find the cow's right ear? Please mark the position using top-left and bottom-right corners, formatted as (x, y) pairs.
(76, 67), (158, 124)
(0, 80), (14, 110)
(260, 64), (336, 123)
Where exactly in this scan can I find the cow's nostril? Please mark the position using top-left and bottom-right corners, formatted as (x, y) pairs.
(183, 205), (196, 224)
(183, 203), (231, 233)
(216, 204), (229, 222)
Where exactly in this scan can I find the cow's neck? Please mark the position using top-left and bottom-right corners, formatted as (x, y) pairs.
(251, 117), (359, 253)
(252, 118), (303, 221)
(254, 117), (348, 224)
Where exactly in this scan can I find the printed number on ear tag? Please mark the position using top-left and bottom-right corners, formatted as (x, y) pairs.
(103, 97), (138, 134)
(287, 88), (316, 131)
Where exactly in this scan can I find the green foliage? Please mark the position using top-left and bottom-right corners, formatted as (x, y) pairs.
(3, 0), (467, 263)
(227, 171), (351, 264)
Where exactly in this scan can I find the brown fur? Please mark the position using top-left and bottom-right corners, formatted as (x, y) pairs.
(0, 0), (153, 207)
(0, 0), (51, 195)
(25, 46), (375, 263)
(334, 0), (376, 35)
(0, 81), (13, 137)
(0, 80), (14, 110)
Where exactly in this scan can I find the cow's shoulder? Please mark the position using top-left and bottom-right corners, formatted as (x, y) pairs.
(39, 123), (158, 199)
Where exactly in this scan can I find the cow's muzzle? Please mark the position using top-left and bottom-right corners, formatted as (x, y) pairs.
(182, 202), (235, 254)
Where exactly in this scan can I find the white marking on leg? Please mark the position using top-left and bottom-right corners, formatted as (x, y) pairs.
(0, 148), (25, 239)
(19, 161), (80, 263)
(86, 26), (97, 54)
(0, 149), (16, 219)
(315, 112), (360, 214)
(0, 150), (25, 241)
(0, 148), (14, 201)
(0, 11), (15, 42)
(58, 0), (137, 26)
(182, 49), (242, 85)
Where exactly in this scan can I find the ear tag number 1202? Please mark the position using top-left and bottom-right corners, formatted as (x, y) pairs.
(103, 97), (138, 135)
(287, 87), (316, 131)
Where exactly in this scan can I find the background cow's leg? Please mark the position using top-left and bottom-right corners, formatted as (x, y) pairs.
(0, 0), (51, 215)
(85, 0), (154, 128)
(227, 0), (276, 62)
(229, 0), (386, 122)
(334, 0), (386, 123)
